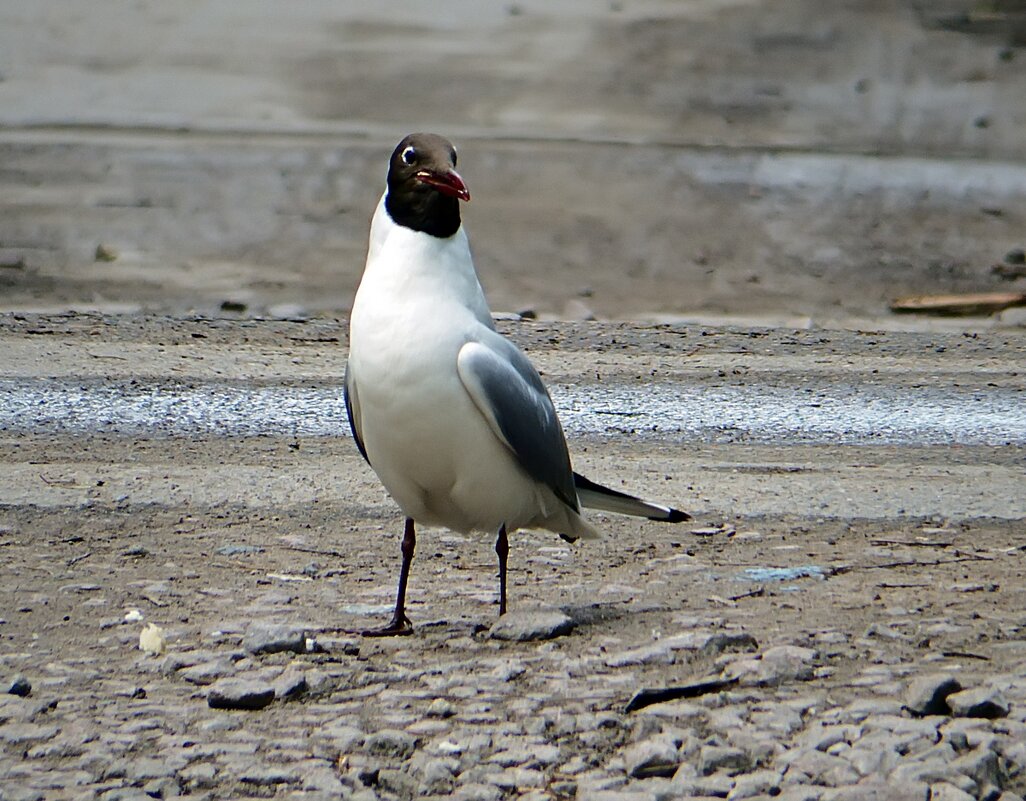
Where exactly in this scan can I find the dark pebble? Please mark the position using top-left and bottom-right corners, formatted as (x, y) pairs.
(207, 678), (276, 710)
(243, 623), (307, 655)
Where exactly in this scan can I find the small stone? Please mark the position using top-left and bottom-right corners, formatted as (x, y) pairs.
(950, 746), (1003, 789)
(727, 768), (781, 799)
(378, 767), (420, 797)
(846, 738), (900, 777)
(928, 784), (976, 801)
(830, 698), (905, 722)
(300, 762), (346, 794)
(272, 667), (308, 700)
(238, 762), (301, 786)
(888, 761), (975, 794)
(365, 729), (417, 759)
(725, 645), (817, 686)
(180, 762), (218, 790)
(825, 781), (929, 800)
(701, 632), (759, 656)
(799, 723), (859, 752)
(180, 658), (235, 685)
(320, 721), (364, 752)
(699, 745), (751, 776)
(420, 756), (458, 793)
(623, 737), (679, 778)
(946, 687), (1009, 719)
(95, 243), (118, 262)
(207, 678), (275, 710)
(673, 768), (736, 797)
(490, 659), (527, 681)
(780, 748), (859, 787)
(308, 635), (360, 655)
(905, 674), (962, 717)
(427, 698), (455, 718)
(492, 766), (546, 789)
(6, 674), (31, 697)
(452, 783), (503, 801)
(243, 622), (307, 655)
(488, 608), (574, 641)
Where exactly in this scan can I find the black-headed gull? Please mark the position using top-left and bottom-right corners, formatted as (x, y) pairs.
(345, 133), (688, 635)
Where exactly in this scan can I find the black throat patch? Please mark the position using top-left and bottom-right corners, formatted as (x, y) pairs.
(383, 133), (464, 239)
(385, 185), (461, 239)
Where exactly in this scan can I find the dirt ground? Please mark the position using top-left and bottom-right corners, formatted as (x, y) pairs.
(1, 314), (1024, 799)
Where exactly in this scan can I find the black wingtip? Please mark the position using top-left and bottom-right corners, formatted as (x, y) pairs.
(649, 508), (691, 523)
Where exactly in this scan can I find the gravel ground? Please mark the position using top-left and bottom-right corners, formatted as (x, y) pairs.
(1, 314), (1025, 801)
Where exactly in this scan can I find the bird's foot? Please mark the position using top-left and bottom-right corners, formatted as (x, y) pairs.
(360, 613), (414, 637)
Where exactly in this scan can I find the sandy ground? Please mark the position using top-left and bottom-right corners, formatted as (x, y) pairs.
(1, 1), (1025, 323)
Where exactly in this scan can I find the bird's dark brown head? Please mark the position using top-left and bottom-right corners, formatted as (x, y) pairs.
(384, 133), (470, 239)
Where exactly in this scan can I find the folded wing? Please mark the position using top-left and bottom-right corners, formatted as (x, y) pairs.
(457, 340), (579, 513)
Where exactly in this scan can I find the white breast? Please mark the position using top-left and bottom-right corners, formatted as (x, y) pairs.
(348, 200), (545, 532)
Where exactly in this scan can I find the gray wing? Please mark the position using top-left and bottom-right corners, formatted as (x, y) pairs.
(343, 359), (370, 464)
(457, 339), (578, 512)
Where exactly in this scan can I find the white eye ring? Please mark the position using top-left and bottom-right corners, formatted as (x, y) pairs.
(401, 146), (416, 165)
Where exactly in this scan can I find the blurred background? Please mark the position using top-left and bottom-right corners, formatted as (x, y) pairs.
(1, 0), (1024, 326)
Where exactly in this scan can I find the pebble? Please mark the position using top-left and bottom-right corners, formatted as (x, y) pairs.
(365, 729), (418, 759)
(702, 632), (760, 656)
(725, 645), (817, 687)
(206, 678), (276, 710)
(6, 674), (31, 697)
(673, 768), (737, 797)
(427, 697), (456, 718)
(928, 783), (976, 801)
(308, 635), (360, 655)
(823, 781), (929, 800)
(951, 746), (1002, 788)
(179, 657), (236, 685)
(780, 748), (860, 787)
(272, 667), (308, 700)
(237, 761), (301, 786)
(623, 736), (680, 778)
(488, 608), (574, 641)
(242, 622), (307, 655)
(452, 783), (503, 801)
(946, 687), (1010, 719)
(727, 768), (782, 799)
(905, 673), (962, 717)
(698, 744), (751, 776)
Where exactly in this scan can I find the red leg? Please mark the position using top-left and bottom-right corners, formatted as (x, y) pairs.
(362, 517), (416, 637)
(495, 524), (509, 617)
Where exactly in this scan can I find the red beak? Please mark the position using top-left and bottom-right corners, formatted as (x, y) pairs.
(416, 168), (470, 202)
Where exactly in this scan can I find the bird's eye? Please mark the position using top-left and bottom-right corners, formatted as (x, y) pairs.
(451, 148), (458, 166)
(401, 146), (416, 165)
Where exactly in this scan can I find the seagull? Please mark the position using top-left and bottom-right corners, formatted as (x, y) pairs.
(345, 133), (689, 636)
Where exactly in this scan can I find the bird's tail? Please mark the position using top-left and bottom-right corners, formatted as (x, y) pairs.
(573, 472), (690, 523)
